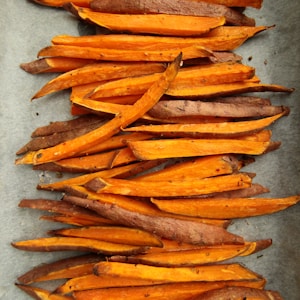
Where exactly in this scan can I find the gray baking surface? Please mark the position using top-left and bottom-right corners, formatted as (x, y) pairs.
(0, 0), (299, 299)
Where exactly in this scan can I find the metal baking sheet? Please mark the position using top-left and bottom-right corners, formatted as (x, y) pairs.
(0, 1), (299, 299)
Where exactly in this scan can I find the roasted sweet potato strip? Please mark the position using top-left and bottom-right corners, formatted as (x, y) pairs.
(166, 80), (294, 98)
(124, 111), (288, 138)
(12, 237), (147, 255)
(63, 278), (266, 297)
(16, 53), (181, 165)
(134, 155), (240, 181)
(151, 195), (300, 219)
(68, 4), (226, 36)
(64, 194), (244, 245)
(94, 262), (262, 282)
(90, 0), (255, 26)
(16, 284), (73, 300)
(89, 62), (255, 99)
(109, 244), (252, 267)
(191, 286), (283, 300)
(86, 173), (252, 197)
(32, 0), (91, 7)
(32, 62), (165, 99)
(49, 225), (163, 247)
(17, 254), (102, 284)
(56, 274), (166, 295)
(148, 100), (288, 119)
(199, 0), (262, 8)
(20, 57), (96, 74)
(52, 33), (249, 51)
(37, 160), (165, 191)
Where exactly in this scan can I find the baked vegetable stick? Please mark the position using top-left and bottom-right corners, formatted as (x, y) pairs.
(16, 53), (181, 165)
(52, 33), (249, 51)
(235, 130), (272, 142)
(191, 286), (283, 300)
(32, 0), (91, 7)
(67, 4), (226, 36)
(94, 262), (262, 282)
(20, 57), (96, 74)
(89, 62), (255, 99)
(64, 194), (244, 245)
(32, 62), (165, 99)
(166, 80), (294, 98)
(86, 173), (252, 197)
(17, 254), (102, 284)
(128, 138), (280, 160)
(148, 100), (287, 119)
(89, 0), (255, 26)
(61, 277), (265, 297)
(16, 120), (104, 155)
(239, 239), (273, 257)
(151, 195), (300, 219)
(124, 111), (288, 138)
(134, 155), (241, 182)
(31, 114), (102, 137)
(38, 44), (213, 63)
(198, 0), (263, 8)
(109, 244), (253, 267)
(110, 147), (137, 168)
(64, 188), (231, 228)
(73, 280), (266, 300)
(11, 236), (147, 255)
(16, 284), (73, 300)
(37, 160), (165, 191)
(49, 225), (163, 247)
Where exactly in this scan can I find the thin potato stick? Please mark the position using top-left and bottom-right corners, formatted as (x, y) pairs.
(68, 4), (226, 36)
(15, 53), (182, 165)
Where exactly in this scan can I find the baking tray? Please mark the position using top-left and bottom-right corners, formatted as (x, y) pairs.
(0, 1), (299, 299)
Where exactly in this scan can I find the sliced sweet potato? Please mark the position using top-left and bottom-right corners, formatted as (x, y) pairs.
(11, 236), (147, 255)
(49, 225), (163, 247)
(16, 53), (181, 164)
(67, 4), (226, 36)
(17, 254), (102, 284)
(93, 262), (262, 282)
(89, 0), (255, 26)
(151, 195), (300, 219)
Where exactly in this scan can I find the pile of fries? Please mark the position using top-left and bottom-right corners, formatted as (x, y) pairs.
(13, 0), (299, 299)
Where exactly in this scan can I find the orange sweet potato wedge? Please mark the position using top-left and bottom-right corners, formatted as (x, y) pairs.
(17, 254), (102, 284)
(151, 195), (300, 219)
(49, 225), (163, 247)
(67, 4), (226, 36)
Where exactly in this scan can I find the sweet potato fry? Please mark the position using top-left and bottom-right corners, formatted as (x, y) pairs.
(17, 254), (101, 284)
(89, 0), (255, 26)
(124, 111), (288, 139)
(94, 262), (262, 282)
(16, 284), (73, 300)
(86, 173), (252, 197)
(52, 33), (249, 51)
(32, 62), (165, 99)
(20, 57), (96, 74)
(63, 278), (266, 297)
(16, 53), (181, 165)
(166, 80), (294, 98)
(109, 243), (254, 267)
(89, 62), (255, 99)
(199, 0), (263, 8)
(64, 194), (244, 245)
(128, 138), (280, 160)
(37, 160), (165, 191)
(190, 286), (283, 300)
(148, 100), (288, 119)
(151, 195), (300, 219)
(32, 0), (91, 7)
(67, 4), (226, 36)
(12, 236), (147, 255)
(49, 225), (163, 247)
(134, 155), (240, 181)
